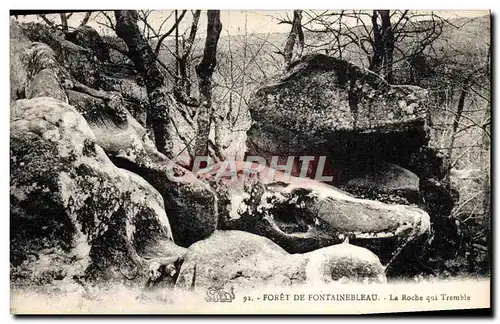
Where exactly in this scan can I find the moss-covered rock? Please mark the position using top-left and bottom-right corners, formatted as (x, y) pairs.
(22, 42), (70, 103)
(207, 163), (430, 257)
(175, 230), (385, 291)
(10, 97), (173, 285)
(247, 54), (431, 180)
(342, 162), (421, 204)
(10, 19), (30, 101)
(20, 22), (102, 88)
(66, 89), (218, 247)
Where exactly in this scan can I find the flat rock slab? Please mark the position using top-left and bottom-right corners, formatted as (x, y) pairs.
(207, 163), (430, 254)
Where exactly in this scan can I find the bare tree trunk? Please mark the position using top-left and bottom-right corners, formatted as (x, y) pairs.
(60, 13), (69, 33)
(483, 44), (491, 228)
(178, 10), (201, 96)
(447, 87), (467, 167)
(369, 10), (394, 82)
(172, 10), (201, 107)
(482, 126), (490, 213)
(481, 100), (491, 242)
(446, 71), (476, 180)
(296, 12), (305, 60)
(283, 10), (303, 69)
(114, 10), (171, 155)
(175, 10), (179, 79)
(194, 10), (222, 157)
(370, 10), (383, 72)
(79, 12), (92, 27)
(379, 10), (394, 83)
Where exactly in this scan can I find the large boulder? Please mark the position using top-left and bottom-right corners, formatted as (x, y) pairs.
(66, 90), (218, 248)
(200, 162), (430, 264)
(10, 97), (174, 284)
(66, 25), (110, 62)
(10, 19), (30, 101)
(13, 19), (219, 249)
(17, 21), (148, 126)
(20, 22), (102, 89)
(342, 161), (421, 204)
(175, 230), (385, 291)
(247, 53), (430, 182)
(22, 42), (70, 103)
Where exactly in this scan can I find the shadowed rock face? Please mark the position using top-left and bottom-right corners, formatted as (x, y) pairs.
(342, 161), (421, 204)
(66, 25), (110, 62)
(175, 230), (385, 291)
(10, 97), (173, 284)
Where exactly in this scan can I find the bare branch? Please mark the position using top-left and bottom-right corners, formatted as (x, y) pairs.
(99, 11), (115, 30)
(283, 10), (303, 69)
(154, 10), (188, 56)
(158, 11), (175, 33)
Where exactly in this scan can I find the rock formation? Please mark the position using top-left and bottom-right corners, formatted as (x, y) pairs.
(246, 53), (458, 263)
(10, 97), (173, 283)
(175, 230), (386, 291)
(9, 18), (456, 291)
(203, 162), (430, 265)
(15, 21), (219, 248)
